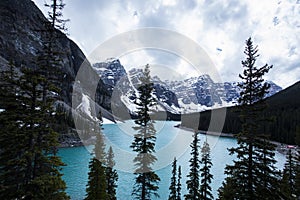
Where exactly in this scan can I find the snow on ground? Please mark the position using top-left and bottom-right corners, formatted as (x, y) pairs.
(120, 94), (138, 112)
(76, 93), (99, 121)
(212, 99), (236, 109)
(102, 117), (115, 124)
(93, 67), (107, 72)
(178, 99), (210, 113)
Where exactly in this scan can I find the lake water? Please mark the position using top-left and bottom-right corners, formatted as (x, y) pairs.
(58, 121), (286, 200)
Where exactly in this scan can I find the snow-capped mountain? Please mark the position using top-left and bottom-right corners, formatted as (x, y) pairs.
(93, 61), (180, 114)
(93, 58), (127, 93)
(93, 59), (282, 114)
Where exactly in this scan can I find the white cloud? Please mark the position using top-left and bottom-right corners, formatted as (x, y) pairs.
(32, 0), (300, 88)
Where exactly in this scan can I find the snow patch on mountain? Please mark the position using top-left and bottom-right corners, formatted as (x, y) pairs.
(76, 93), (99, 122)
(92, 59), (282, 114)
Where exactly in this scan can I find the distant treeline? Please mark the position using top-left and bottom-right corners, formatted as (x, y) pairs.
(180, 81), (300, 144)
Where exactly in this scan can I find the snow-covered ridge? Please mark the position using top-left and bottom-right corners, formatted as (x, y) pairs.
(91, 59), (282, 114)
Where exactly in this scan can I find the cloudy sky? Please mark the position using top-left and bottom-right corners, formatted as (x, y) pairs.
(33, 0), (300, 88)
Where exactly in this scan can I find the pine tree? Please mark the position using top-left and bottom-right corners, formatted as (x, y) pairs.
(185, 132), (201, 200)
(199, 141), (213, 200)
(255, 138), (281, 199)
(281, 127), (300, 199)
(169, 158), (182, 200)
(217, 178), (236, 200)
(169, 158), (177, 200)
(38, 0), (69, 106)
(0, 63), (69, 199)
(280, 148), (298, 199)
(295, 147), (300, 198)
(27, 1), (69, 198)
(45, 0), (69, 32)
(295, 127), (300, 198)
(106, 146), (118, 200)
(85, 122), (108, 200)
(0, 1), (69, 199)
(130, 64), (160, 200)
(177, 166), (182, 200)
(219, 37), (280, 200)
(0, 62), (27, 199)
(21, 67), (69, 199)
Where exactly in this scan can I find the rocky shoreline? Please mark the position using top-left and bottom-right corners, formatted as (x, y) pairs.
(58, 130), (96, 148)
(174, 124), (234, 138)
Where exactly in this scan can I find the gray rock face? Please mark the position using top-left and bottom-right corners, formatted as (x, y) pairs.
(93, 59), (282, 114)
(93, 58), (127, 93)
(93, 62), (180, 114)
(0, 0), (111, 110)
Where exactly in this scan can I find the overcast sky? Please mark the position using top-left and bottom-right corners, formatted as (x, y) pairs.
(32, 0), (300, 88)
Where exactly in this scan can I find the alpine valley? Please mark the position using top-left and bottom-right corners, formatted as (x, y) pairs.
(1, 0), (298, 146)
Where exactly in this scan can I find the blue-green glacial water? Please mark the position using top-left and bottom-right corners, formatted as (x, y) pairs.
(58, 121), (286, 200)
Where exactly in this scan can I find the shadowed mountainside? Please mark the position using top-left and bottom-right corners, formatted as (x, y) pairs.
(181, 81), (300, 144)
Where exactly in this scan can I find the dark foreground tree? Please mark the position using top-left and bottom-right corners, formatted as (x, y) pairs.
(185, 132), (201, 200)
(85, 122), (108, 200)
(0, 0), (69, 198)
(199, 141), (213, 200)
(169, 157), (182, 200)
(106, 146), (118, 200)
(295, 147), (300, 198)
(169, 158), (177, 200)
(295, 127), (300, 198)
(177, 166), (182, 200)
(130, 64), (160, 200)
(0, 65), (69, 199)
(0, 62), (23, 199)
(280, 148), (298, 199)
(280, 126), (300, 199)
(218, 37), (281, 199)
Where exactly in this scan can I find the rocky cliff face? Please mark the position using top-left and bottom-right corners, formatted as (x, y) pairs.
(93, 58), (127, 94)
(0, 0), (111, 110)
(93, 62), (180, 114)
(93, 58), (282, 114)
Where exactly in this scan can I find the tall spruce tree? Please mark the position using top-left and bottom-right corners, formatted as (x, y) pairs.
(27, 1), (69, 198)
(255, 138), (281, 199)
(85, 122), (108, 200)
(0, 62), (28, 199)
(38, 0), (69, 103)
(185, 132), (201, 200)
(0, 0), (70, 197)
(218, 37), (281, 200)
(0, 63), (69, 199)
(106, 146), (118, 200)
(130, 64), (160, 200)
(169, 158), (178, 200)
(22, 68), (69, 199)
(280, 148), (298, 199)
(295, 147), (300, 198)
(199, 141), (213, 200)
(177, 166), (182, 200)
(169, 158), (182, 200)
(295, 127), (300, 198)
(281, 127), (300, 199)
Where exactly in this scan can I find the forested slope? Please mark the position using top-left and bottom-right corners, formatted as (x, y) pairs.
(181, 81), (300, 144)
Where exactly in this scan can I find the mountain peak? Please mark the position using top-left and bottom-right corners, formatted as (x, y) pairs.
(93, 60), (127, 88)
(92, 61), (282, 114)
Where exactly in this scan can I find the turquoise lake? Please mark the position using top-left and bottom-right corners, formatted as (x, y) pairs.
(58, 121), (286, 200)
